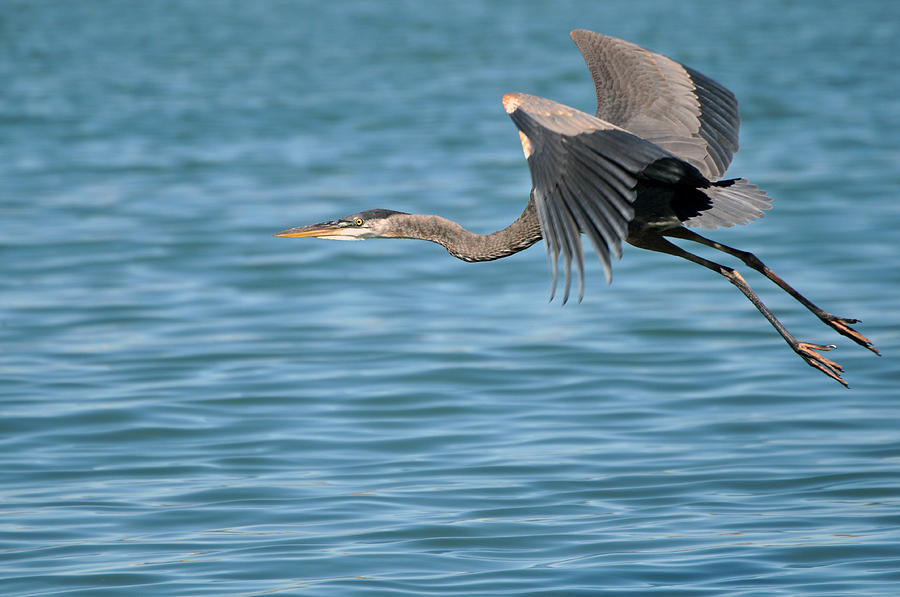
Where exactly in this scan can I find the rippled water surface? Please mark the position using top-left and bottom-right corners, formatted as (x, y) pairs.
(3, 1), (900, 595)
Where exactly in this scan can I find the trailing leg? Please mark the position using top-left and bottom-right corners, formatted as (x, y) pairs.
(630, 233), (850, 386)
(665, 227), (879, 355)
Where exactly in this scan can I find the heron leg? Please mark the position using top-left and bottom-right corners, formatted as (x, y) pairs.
(665, 227), (879, 355)
(630, 233), (849, 387)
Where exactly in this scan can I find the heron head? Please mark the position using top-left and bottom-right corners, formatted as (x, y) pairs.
(274, 209), (409, 240)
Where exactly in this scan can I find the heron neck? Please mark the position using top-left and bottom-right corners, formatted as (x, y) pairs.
(392, 198), (542, 262)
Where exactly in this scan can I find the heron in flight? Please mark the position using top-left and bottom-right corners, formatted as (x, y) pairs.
(277, 30), (878, 386)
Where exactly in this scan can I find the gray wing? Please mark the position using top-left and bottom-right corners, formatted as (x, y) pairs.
(570, 29), (739, 181)
(503, 92), (708, 302)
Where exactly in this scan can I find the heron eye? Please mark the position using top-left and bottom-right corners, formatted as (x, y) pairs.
(354, 218), (364, 226)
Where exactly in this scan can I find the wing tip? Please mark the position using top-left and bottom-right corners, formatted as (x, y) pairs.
(502, 92), (524, 114)
(569, 29), (594, 43)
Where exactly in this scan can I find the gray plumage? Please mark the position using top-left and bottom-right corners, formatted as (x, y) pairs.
(276, 30), (877, 386)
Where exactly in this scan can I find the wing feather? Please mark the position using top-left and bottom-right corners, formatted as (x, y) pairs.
(570, 30), (741, 180)
(562, 169), (619, 268)
(503, 92), (690, 300)
(556, 183), (587, 303)
(568, 146), (633, 238)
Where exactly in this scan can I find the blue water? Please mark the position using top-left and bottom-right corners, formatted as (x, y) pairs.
(3, 1), (900, 595)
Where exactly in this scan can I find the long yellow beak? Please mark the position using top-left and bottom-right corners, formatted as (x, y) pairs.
(273, 222), (342, 238)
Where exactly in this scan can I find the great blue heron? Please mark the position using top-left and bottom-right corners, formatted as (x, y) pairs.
(277, 30), (878, 386)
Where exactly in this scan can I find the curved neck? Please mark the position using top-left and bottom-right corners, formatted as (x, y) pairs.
(389, 198), (542, 262)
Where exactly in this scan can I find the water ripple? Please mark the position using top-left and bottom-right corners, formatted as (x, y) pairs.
(3, 1), (900, 595)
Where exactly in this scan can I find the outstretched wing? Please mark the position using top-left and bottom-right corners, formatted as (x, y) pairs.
(503, 92), (708, 302)
(570, 29), (740, 181)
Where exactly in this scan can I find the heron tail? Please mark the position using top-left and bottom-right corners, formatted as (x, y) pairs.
(680, 178), (772, 229)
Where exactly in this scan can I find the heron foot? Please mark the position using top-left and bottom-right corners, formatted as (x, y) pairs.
(821, 314), (880, 355)
(795, 342), (847, 387)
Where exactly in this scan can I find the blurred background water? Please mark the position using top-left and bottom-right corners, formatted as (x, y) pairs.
(2, 1), (899, 595)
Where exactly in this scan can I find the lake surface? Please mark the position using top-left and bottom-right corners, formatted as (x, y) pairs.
(2, 1), (899, 595)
